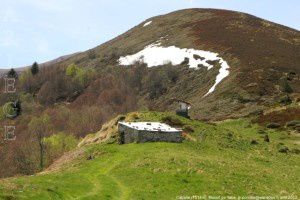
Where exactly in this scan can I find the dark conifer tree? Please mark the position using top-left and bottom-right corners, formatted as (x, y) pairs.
(31, 62), (39, 75)
(7, 68), (18, 79)
(14, 100), (22, 117)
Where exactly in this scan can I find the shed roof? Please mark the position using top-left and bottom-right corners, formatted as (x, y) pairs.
(118, 122), (181, 132)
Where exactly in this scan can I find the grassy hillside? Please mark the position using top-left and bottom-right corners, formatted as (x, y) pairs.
(0, 112), (299, 199)
(1, 8), (300, 178)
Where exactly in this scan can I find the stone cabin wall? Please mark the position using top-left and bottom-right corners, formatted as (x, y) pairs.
(118, 123), (183, 144)
(118, 123), (138, 144)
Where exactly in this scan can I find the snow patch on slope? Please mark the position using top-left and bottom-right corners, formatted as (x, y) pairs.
(118, 42), (230, 96)
(143, 21), (152, 27)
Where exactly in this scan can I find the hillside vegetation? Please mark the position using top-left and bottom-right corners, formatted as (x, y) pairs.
(0, 112), (299, 199)
(0, 8), (299, 178)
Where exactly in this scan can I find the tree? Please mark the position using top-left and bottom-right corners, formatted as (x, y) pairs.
(279, 77), (293, 105)
(19, 69), (34, 92)
(66, 63), (93, 86)
(165, 66), (179, 83)
(13, 100), (22, 117)
(28, 114), (52, 170)
(66, 64), (80, 77)
(37, 81), (55, 105)
(43, 132), (78, 165)
(144, 70), (168, 99)
(7, 68), (18, 79)
(31, 62), (39, 76)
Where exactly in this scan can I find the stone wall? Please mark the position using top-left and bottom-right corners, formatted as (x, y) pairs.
(118, 123), (183, 144)
(118, 123), (138, 143)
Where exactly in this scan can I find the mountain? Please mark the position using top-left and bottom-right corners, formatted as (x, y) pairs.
(105, 8), (300, 120)
(23, 8), (300, 120)
(0, 8), (299, 179)
(2, 8), (300, 120)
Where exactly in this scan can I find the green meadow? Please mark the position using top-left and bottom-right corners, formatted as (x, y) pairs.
(0, 112), (299, 199)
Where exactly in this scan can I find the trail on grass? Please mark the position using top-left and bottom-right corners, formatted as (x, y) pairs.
(75, 158), (130, 200)
(108, 174), (130, 200)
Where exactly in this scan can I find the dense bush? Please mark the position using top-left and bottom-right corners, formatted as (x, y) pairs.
(279, 95), (292, 105)
(142, 66), (180, 99)
(144, 70), (168, 99)
(286, 120), (300, 127)
(66, 63), (96, 86)
(266, 122), (281, 129)
(278, 146), (289, 153)
(19, 69), (34, 92)
(44, 132), (78, 165)
(37, 70), (83, 105)
(280, 77), (293, 93)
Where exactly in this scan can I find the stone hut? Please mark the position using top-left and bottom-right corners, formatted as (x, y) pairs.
(174, 99), (191, 118)
(118, 122), (183, 144)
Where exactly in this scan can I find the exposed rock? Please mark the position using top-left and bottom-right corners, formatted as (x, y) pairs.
(193, 54), (205, 60)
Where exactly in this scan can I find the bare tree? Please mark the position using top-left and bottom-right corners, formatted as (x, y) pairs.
(28, 114), (52, 170)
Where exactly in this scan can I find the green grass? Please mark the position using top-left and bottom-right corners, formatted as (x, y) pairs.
(0, 112), (299, 199)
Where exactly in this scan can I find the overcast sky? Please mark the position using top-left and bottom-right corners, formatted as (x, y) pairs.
(0, 0), (299, 69)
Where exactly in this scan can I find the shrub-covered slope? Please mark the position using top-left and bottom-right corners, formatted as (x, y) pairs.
(64, 8), (300, 120)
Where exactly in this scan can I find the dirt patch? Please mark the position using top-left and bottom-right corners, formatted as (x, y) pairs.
(41, 148), (85, 173)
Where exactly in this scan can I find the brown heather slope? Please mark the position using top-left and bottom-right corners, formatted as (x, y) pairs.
(63, 8), (300, 120)
(2, 8), (299, 121)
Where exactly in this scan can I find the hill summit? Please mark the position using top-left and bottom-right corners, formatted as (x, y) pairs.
(2, 9), (300, 120)
(58, 8), (300, 120)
